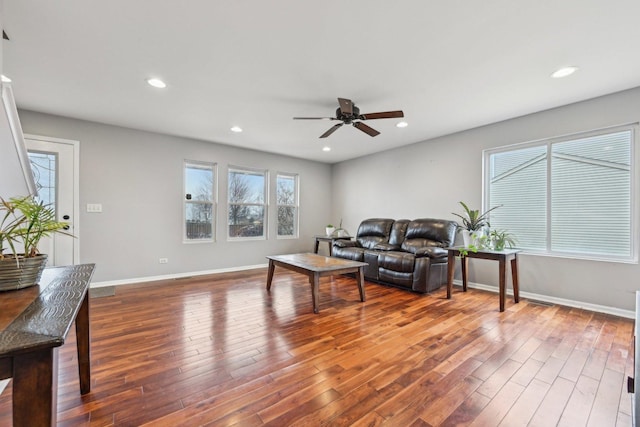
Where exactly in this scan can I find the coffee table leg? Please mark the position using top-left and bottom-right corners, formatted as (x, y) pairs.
(266, 260), (275, 291)
(356, 267), (366, 302)
(311, 272), (320, 314)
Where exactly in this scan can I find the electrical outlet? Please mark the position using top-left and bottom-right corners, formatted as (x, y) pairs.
(159, 258), (168, 264)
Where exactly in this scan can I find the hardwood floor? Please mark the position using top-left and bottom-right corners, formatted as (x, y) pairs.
(0, 268), (634, 426)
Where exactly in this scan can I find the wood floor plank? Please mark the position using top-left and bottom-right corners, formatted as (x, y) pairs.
(528, 377), (575, 427)
(587, 368), (625, 427)
(469, 380), (525, 426)
(499, 378), (551, 426)
(558, 374), (600, 426)
(476, 359), (522, 399)
(0, 268), (632, 426)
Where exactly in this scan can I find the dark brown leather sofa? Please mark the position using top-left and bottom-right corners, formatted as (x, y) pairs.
(332, 217), (457, 293)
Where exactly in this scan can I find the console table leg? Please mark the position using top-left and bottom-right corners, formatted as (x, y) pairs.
(76, 292), (91, 395)
(461, 256), (469, 292)
(499, 259), (506, 312)
(13, 348), (58, 427)
(511, 256), (519, 303)
(447, 251), (455, 299)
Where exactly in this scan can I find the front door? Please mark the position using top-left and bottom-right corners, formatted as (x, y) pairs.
(26, 135), (79, 266)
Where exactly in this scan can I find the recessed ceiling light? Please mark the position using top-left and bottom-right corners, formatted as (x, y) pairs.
(146, 78), (167, 88)
(230, 126), (243, 133)
(551, 66), (578, 79)
(322, 146), (331, 152)
(1, 74), (12, 83)
(396, 121), (408, 128)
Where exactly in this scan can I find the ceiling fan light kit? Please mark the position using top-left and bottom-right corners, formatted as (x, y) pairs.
(294, 97), (404, 138)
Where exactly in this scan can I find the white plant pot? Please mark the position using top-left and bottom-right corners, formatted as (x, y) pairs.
(461, 229), (471, 247)
(325, 227), (335, 236)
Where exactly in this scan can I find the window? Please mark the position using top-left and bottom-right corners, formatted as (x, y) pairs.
(184, 161), (216, 241)
(276, 173), (298, 237)
(228, 167), (267, 239)
(485, 126), (635, 261)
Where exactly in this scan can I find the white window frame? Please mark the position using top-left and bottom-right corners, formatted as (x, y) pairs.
(183, 160), (217, 243)
(227, 166), (268, 240)
(483, 124), (637, 263)
(276, 172), (299, 239)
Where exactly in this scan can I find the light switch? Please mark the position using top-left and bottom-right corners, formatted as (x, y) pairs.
(86, 203), (102, 213)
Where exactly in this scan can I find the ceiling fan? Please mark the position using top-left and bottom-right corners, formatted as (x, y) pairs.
(293, 98), (404, 138)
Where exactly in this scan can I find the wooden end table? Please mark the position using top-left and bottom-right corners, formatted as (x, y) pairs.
(446, 248), (521, 312)
(313, 235), (353, 256)
(266, 253), (366, 313)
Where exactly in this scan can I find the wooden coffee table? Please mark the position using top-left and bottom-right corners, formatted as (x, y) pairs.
(266, 253), (367, 313)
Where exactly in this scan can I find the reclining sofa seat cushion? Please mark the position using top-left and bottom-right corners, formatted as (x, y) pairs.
(331, 218), (395, 262)
(378, 218), (458, 292)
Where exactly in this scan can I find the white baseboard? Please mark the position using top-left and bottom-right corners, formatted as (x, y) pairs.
(90, 263), (268, 288)
(454, 279), (634, 319)
(90, 267), (633, 319)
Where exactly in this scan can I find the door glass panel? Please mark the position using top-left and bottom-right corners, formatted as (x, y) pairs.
(28, 152), (57, 208)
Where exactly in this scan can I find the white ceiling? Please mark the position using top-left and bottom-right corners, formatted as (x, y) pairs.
(3, 1), (640, 163)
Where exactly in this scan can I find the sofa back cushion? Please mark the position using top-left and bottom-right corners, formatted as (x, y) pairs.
(389, 219), (410, 246)
(401, 218), (458, 254)
(356, 218), (394, 249)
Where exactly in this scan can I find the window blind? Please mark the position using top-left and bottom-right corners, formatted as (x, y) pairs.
(486, 128), (633, 260)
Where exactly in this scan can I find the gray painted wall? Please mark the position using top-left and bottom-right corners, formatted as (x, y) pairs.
(332, 87), (640, 312)
(18, 110), (332, 282)
(13, 87), (640, 312)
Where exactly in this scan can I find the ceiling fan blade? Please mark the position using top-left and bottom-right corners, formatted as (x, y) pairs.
(353, 121), (380, 137)
(338, 98), (353, 115)
(320, 123), (343, 138)
(359, 110), (404, 120)
(293, 117), (337, 120)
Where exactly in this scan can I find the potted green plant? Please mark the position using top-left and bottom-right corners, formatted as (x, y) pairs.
(452, 201), (501, 247)
(325, 224), (335, 236)
(333, 219), (350, 237)
(0, 196), (70, 291)
(489, 229), (517, 251)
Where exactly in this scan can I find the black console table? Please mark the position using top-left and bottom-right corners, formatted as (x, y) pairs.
(0, 263), (95, 426)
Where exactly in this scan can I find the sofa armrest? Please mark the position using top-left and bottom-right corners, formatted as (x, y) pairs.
(372, 242), (400, 251)
(333, 240), (357, 248)
(414, 247), (448, 258)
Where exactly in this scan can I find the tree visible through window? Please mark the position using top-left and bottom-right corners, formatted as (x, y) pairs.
(485, 127), (634, 260)
(184, 161), (215, 241)
(228, 168), (267, 238)
(277, 173), (298, 237)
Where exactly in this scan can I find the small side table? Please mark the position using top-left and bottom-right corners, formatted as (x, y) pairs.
(446, 247), (521, 312)
(314, 235), (353, 256)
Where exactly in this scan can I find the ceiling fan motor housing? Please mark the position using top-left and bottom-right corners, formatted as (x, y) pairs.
(336, 105), (360, 124)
